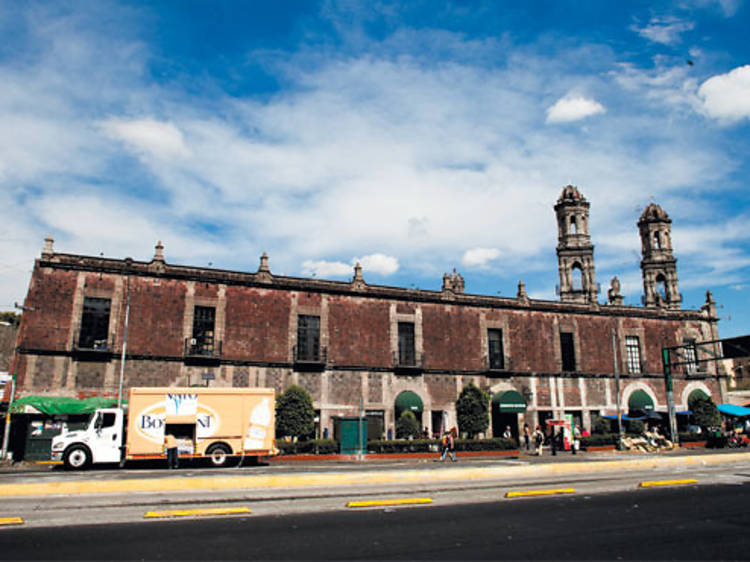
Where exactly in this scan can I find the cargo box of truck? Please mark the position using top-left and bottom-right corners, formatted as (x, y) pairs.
(51, 387), (276, 469)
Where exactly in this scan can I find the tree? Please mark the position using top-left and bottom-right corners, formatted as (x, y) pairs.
(690, 395), (722, 429)
(591, 415), (611, 435)
(455, 383), (490, 439)
(275, 385), (315, 440)
(396, 410), (420, 439)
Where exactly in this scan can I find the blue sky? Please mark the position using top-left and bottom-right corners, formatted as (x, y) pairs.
(1, 0), (749, 337)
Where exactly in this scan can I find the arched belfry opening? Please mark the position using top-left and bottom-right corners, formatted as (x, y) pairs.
(555, 185), (597, 304)
(639, 204), (681, 310)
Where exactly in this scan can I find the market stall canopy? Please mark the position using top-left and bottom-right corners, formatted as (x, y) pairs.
(394, 391), (423, 414)
(491, 390), (527, 413)
(717, 403), (750, 417)
(11, 396), (125, 415)
(628, 390), (654, 412)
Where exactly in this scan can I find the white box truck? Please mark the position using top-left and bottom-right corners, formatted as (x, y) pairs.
(51, 387), (276, 469)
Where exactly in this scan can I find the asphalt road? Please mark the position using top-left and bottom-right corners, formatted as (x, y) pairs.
(2, 482), (750, 560)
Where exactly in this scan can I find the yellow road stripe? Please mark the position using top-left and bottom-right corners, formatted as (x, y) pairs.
(35, 461), (63, 465)
(506, 488), (576, 498)
(0, 517), (24, 526)
(347, 497), (433, 508)
(638, 479), (698, 488)
(144, 507), (252, 519)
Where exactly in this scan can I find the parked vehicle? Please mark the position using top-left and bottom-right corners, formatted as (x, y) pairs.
(51, 387), (276, 470)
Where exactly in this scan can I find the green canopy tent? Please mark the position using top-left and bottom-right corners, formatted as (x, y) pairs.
(11, 396), (125, 415)
(394, 391), (423, 416)
(491, 390), (527, 413)
(628, 389), (654, 413)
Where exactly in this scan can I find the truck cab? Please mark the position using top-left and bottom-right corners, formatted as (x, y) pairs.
(51, 408), (125, 469)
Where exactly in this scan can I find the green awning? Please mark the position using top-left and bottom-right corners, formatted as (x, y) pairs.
(687, 389), (709, 407)
(492, 390), (527, 413)
(395, 391), (423, 414)
(10, 396), (125, 415)
(628, 390), (654, 411)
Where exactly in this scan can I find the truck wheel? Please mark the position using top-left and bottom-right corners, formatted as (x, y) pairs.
(207, 444), (231, 467)
(64, 446), (91, 470)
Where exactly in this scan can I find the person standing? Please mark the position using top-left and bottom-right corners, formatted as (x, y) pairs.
(165, 433), (178, 469)
(523, 423), (531, 453)
(439, 427), (457, 462)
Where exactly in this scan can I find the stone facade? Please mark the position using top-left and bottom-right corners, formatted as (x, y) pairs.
(6, 187), (726, 439)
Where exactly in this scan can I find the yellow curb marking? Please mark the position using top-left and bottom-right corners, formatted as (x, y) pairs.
(638, 479), (698, 488)
(347, 497), (433, 508)
(35, 461), (63, 465)
(1, 451), (747, 499)
(144, 507), (252, 519)
(506, 488), (576, 498)
(0, 517), (24, 526)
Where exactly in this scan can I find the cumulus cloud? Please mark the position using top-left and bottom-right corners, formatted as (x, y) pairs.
(301, 260), (352, 277)
(301, 253), (399, 278)
(698, 65), (750, 123)
(631, 17), (694, 45)
(100, 118), (191, 159)
(462, 248), (501, 268)
(546, 96), (606, 123)
(357, 254), (400, 276)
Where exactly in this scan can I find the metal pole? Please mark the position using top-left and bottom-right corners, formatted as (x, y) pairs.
(358, 395), (363, 460)
(611, 329), (623, 439)
(663, 347), (678, 444)
(117, 275), (130, 409)
(1, 374), (17, 460)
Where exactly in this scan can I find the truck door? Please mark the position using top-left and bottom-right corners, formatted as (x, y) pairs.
(93, 411), (122, 463)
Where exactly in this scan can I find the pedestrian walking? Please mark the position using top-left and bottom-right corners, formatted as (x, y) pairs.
(533, 425), (544, 456)
(550, 428), (557, 456)
(164, 433), (179, 469)
(523, 423), (531, 452)
(439, 427), (457, 462)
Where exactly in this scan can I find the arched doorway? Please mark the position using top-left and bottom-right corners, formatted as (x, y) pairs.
(491, 390), (526, 442)
(394, 390), (423, 429)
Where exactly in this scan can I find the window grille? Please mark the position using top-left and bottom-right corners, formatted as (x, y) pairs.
(560, 332), (576, 372)
(625, 336), (642, 374)
(488, 329), (504, 370)
(398, 322), (416, 366)
(297, 315), (321, 362)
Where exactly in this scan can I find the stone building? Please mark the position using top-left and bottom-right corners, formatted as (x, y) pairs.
(5, 186), (726, 440)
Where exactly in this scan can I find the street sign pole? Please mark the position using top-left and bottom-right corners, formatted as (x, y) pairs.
(611, 329), (623, 439)
(663, 347), (678, 444)
(1, 374), (16, 460)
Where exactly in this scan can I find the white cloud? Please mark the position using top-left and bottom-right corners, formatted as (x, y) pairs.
(462, 248), (501, 268)
(546, 96), (606, 123)
(631, 17), (694, 45)
(301, 260), (352, 277)
(100, 118), (191, 159)
(300, 253), (399, 277)
(698, 65), (750, 123)
(357, 253), (400, 276)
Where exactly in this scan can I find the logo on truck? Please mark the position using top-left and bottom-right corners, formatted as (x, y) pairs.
(134, 399), (220, 444)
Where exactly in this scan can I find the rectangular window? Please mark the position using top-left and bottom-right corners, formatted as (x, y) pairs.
(398, 322), (416, 366)
(78, 297), (111, 349)
(488, 329), (505, 370)
(297, 315), (320, 361)
(560, 332), (576, 372)
(191, 306), (215, 355)
(683, 341), (698, 375)
(625, 336), (642, 374)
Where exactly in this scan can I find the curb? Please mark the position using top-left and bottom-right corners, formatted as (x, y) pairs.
(1, 451), (748, 500)
(270, 450), (521, 462)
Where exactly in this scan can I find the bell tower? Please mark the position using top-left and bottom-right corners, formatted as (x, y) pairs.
(555, 185), (597, 304)
(639, 203), (681, 309)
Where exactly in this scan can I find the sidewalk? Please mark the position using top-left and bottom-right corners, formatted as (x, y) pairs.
(1, 447), (748, 500)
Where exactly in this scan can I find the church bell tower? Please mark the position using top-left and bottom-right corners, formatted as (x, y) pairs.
(555, 185), (597, 304)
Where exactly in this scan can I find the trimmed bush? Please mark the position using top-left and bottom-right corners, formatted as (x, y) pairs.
(456, 383), (490, 438)
(276, 439), (338, 456)
(678, 432), (704, 443)
(580, 433), (619, 448)
(591, 416), (612, 435)
(367, 437), (517, 454)
(275, 385), (315, 440)
(396, 410), (420, 439)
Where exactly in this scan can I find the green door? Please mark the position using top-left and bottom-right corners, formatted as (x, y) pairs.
(338, 417), (367, 455)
